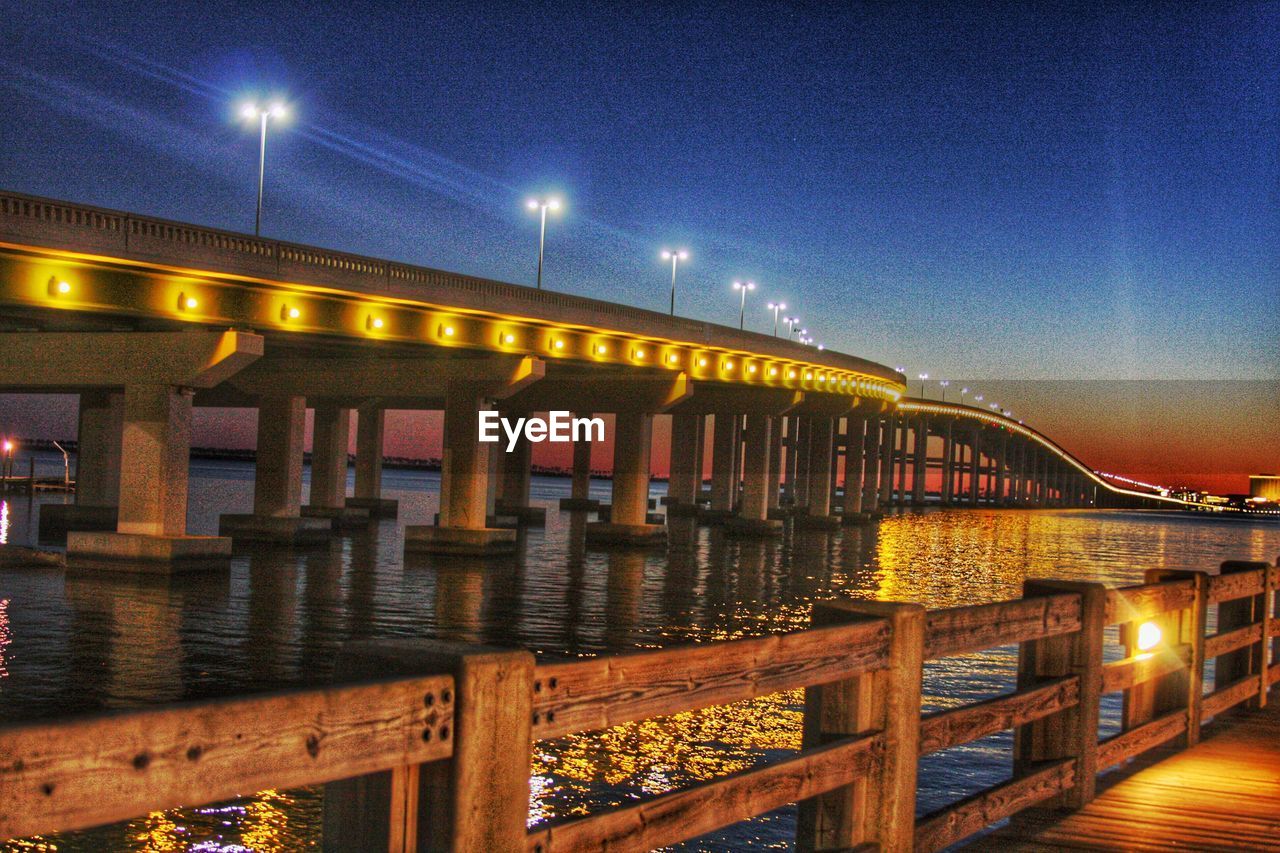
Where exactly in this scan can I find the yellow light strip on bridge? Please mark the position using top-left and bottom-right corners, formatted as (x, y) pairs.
(896, 399), (1196, 508)
(0, 245), (905, 402)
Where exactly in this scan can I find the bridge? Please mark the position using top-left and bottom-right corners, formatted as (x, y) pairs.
(0, 190), (1189, 566)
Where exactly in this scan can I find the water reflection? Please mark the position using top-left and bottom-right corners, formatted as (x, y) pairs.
(1, 462), (1278, 851)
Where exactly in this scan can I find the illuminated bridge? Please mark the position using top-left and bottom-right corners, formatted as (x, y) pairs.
(0, 191), (1188, 565)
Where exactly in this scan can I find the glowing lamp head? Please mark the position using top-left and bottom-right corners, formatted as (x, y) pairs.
(442, 325), (455, 336)
(503, 332), (516, 344)
(1136, 621), (1162, 652)
(284, 305), (301, 320)
(596, 344), (608, 355)
(633, 348), (645, 359)
(185, 296), (198, 309)
(526, 199), (539, 211)
(269, 103), (287, 119)
(723, 360), (734, 370)
(56, 280), (71, 294)
(667, 353), (679, 364)
(241, 103), (259, 119)
(547, 198), (561, 211)
(553, 339), (564, 350)
(697, 357), (707, 367)
(368, 316), (384, 330)
(2, 440), (11, 453)
(748, 364), (757, 373)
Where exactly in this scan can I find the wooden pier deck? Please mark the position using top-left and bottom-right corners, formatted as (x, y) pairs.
(971, 699), (1280, 851)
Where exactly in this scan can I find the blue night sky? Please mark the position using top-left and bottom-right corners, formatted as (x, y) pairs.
(1, 1), (1276, 381)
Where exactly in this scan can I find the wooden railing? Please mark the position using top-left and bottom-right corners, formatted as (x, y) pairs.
(1, 559), (1276, 851)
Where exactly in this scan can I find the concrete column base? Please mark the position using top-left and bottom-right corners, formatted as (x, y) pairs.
(793, 513), (842, 531)
(559, 497), (601, 511)
(584, 522), (666, 546)
(404, 525), (517, 556)
(39, 504), (118, 538)
(67, 531), (231, 569)
(219, 513), (333, 544)
(493, 503), (548, 525)
(595, 505), (663, 524)
(840, 511), (875, 526)
(301, 505), (372, 528)
(433, 511), (519, 529)
(345, 497), (399, 518)
(666, 502), (701, 517)
(724, 517), (785, 538)
(696, 507), (738, 524)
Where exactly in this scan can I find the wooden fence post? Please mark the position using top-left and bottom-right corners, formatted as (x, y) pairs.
(796, 600), (924, 853)
(1014, 580), (1106, 810)
(1141, 569), (1208, 745)
(323, 640), (535, 852)
(1262, 562), (1276, 707)
(1217, 561), (1270, 711)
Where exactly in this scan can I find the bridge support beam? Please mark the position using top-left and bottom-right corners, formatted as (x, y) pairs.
(726, 413), (782, 537)
(841, 415), (869, 523)
(303, 403), (368, 528)
(911, 417), (928, 505)
(666, 412), (702, 514)
(878, 414), (896, 509)
(69, 384), (232, 565)
(220, 395), (331, 544)
(407, 382), (517, 556)
(766, 416), (784, 513)
(795, 416), (839, 529)
(587, 411), (664, 545)
(347, 405), (398, 518)
(40, 390), (122, 537)
(559, 413), (599, 511)
(495, 420), (545, 525)
(704, 413), (739, 522)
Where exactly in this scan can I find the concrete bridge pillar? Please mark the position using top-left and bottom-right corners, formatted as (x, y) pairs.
(878, 414), (896, 508)
(796, 416), (839, 529)
(69, 384), (232, 564)
(841, 415), (868, 523)
(862, 416), (882, 514)
(667, 412), (702, 509)
(968, 428), (983, 505)
(406, 382), (516, 555)
(911, 417), (928, 505)
(727, 414), (782, 537)
(587, 411), (664, 545)
(220, 395), (331, 544)
(940, 420), (955, 505)
(559, 412), (598, 511)
(348, 406), (398, 517)
(304, 404), (368, 527)
(707, 412), (739, 520)
(766, 415), (784, 512)
(40, 390), (122, 536)
(495, 418), (544, 525)
(782, 417), (799, 504)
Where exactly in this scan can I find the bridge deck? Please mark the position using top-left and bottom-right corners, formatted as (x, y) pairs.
(968, 700), (1280, 851)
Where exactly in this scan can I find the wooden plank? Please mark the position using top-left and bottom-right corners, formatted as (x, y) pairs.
(526, 732), (881, 852)
(913, 758), (1075, 853)
(530, 619), (889, 740)
(919, 676), (1079, 756)
(1101, 644), (1191, 694)
(1207, 569), (1266, 604)
(924, 593), (1081, 660)
(1270, 661), (1280, 686)
(1096, 709), (1187, 770)
(1104, 579), (1197, 625)
(0, 674), (455, 841)
(1205, 623), (1264, 661)
(1202, 676), (1261, 721)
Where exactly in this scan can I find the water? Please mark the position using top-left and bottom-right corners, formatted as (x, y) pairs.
(1, 455), (1278, 851)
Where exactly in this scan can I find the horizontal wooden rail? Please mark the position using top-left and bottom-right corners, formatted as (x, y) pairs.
(1205, 623), (1264, 660)
(914, 758), (1075, 853)
(1207, 569), (1266, 604)
(1096, 709), (1187, 770)
(1101, 645), (1191, 694)
(1104, 579), (1197, 625)
(1202, 676), (1261, 721)
(525, 732), (881, 852)
(918, 676), (1079, 756)
(924, 593), (1080, 660)
(530, 619), (890, 740)
(0, 674), (455, 842)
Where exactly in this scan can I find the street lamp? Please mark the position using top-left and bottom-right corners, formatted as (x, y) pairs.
(661, 249), (689, 315)
(240, 101), (288, 237)
(526, 197), (562, 290)
(732, 281), (755, 330)
(960, 386), (970, 405)
(784, 317), (799, 339)
(766, 301), (787, 336)
(798, 329), (809, 344)
(917, 372), (929, 397)
(939, 379), (950, 402)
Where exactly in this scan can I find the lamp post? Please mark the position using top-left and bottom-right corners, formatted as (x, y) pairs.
(526, 197), (561, 290)
(784, 316), (799, 339)
(766, 302), (787, 336)
(798, 328), (809, 343)
(960, 386), (970, 406)
(939, 379), (950, 402)
(661, 249), (688, 315)
(732, 281), (755, 330)
(917, 372), (929, 397)
(240, 102), (287, 237)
